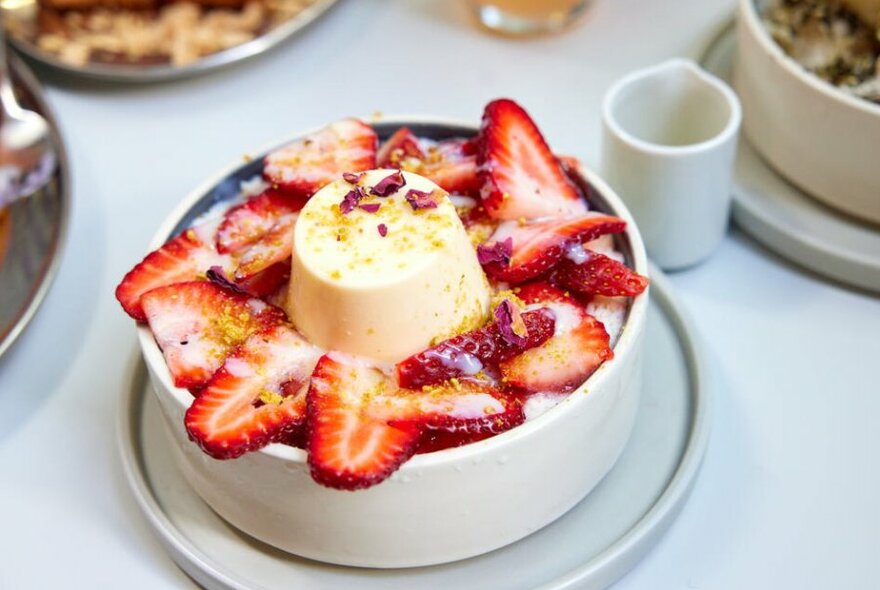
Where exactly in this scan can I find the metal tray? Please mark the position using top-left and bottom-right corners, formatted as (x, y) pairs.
(0, 55), (70, 359)
(117, 267), (711, 590)
(6, 0), (341, 83)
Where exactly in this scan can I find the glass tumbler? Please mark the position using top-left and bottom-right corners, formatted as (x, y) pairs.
(467, 0), (591, 35)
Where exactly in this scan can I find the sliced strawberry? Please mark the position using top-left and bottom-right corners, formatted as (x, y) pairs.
(233, 214), (297, 281)
(416, 429), (495, 454)
(455, 197), (497, 246)
(141, 281), (286, 389)
(116, 229), (231, 322)
(396, 307), (556, 389)
(377, 126), (424, 166)
(379, 130), (480, 195)
(477, 99), (587, 220)
(307, 353), (421, 490)
(368, 379), (524, 436)
(479, 214), (626, 284)
(556, 154), (581, 174)
(264, 118), (377, 197)
(500, 282), (613, 393)
(552, 251), (649, 297)
(185, 323), (322, 459)
(235, 259), (291, 298)
(417, 139), (481, 195)
(215, 189), (306, 255)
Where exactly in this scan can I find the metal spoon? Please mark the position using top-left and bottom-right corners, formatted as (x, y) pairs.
(0, 12), (55, 208)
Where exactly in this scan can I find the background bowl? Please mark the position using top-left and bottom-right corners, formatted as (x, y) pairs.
(137, 118), (649, 568)
(735, 0), (880, 224)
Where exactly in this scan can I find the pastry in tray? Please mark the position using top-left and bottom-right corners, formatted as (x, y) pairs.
(8, 0), (315, 67)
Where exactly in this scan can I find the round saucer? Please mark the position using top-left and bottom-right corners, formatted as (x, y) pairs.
(117, 267), (710, 590)
(701, 21), (880, 293)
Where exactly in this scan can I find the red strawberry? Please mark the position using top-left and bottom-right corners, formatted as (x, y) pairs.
(556, 154), (581, 174)
(185, 323), (322, 459)
(552, 252), (649, 297)
(116, 229), (231, 321)
(478, 99), (587, 220)
(479, 214), (626, 284)
(418, 139), (481, 195)
(215, 189), (306, 255)
(141, 281), (286, 390)
(264, 118), (377, 197)
(396, 307), (556, 389)
(416, 429), (496, 454)
(233, 214), (297, 281)
(380, 131), (480, 195)
(377, 126), (424, 166)
(369, 380), (525, 435)
(307, 353), (421, 490)
(235, 260), (291, 298)
(500, 282), (613, 393)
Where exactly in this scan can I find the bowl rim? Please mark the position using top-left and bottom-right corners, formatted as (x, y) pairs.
(137, 114), (650, 471)
(739, 0), (880, 116)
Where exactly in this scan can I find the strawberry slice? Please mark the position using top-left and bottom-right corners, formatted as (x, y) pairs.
(478, 214), (626, 284)
(235, 260), (291, 298)
(307, 353), (422, 490)
(552, 251), (649, 297)
(416, 429), (495, 454)
(141, 281), (286, 390)
(307, 353), (524, 489)
(185, 323), (322, 459)
(116, 229), (231, 322)
(233, 214), (297, 282)
(500, 282), (613, 393)
(369, 380), (525, 435)
(215, 189), (306, 255)
(264, 118), (377, 197)
(377, 126), (424, 166)
(379, 130), (481, 195)
(477, 99), (587, 220)
(396, 307), (556, 389)
(417, 139), (481, 195)
(556, 154), (581, 174)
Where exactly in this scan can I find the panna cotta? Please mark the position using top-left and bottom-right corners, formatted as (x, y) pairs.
(287, 169), (491, 362)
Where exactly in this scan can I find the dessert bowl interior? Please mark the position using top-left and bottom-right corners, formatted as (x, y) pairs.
(735, 0), (880, 223)
(138, 117), (649, 567)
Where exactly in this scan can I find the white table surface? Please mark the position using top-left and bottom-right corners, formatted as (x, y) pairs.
(1, 0), (878, 587)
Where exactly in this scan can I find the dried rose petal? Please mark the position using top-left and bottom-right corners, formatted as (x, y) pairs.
(339, 186), (365, 214)
(476, 237), (513, 266)
(206, 266), (248, 295)
(359, 203), (381, 213)
(378, 223), (388, 237)
(343, 172), (363, 184)
(494, 299), (529, 347)
(371, 170), (406, 197)
(405, 188), (438, 210)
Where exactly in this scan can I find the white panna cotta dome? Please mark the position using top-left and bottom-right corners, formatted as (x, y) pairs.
(287, 169), (491, 362)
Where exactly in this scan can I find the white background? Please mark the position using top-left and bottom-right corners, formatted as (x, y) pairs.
(1, 0), (878, 588)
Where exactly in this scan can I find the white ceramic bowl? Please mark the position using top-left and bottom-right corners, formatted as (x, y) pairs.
(735, 0), (880, 224)
(138, 118), (649, 568)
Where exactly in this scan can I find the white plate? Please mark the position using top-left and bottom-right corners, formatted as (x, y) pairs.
(117, 267), (710, 590)
(701, 21), (880, 293)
